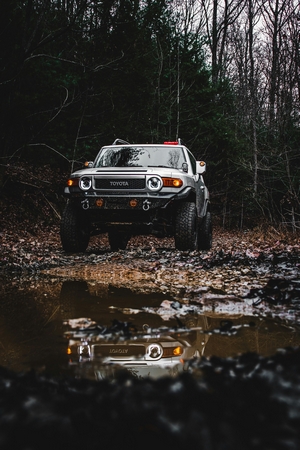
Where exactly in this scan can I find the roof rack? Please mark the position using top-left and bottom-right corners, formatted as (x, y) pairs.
(112, 139), (130, 145)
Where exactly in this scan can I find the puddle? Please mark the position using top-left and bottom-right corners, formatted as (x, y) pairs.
(65, 312), (300, 380)
(1, 274), (300, 380)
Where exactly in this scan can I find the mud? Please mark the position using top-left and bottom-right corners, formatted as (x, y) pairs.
(1, 228), (300, 449)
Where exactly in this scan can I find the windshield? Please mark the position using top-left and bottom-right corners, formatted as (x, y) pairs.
(94, 146), (186, 169)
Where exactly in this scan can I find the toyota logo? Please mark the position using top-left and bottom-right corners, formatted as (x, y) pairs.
(110, 181), (129, 187)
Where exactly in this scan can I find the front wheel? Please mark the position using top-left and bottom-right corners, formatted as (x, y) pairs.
(198, 211), (212, 250)
(174, 202), (198, 251)
(60, 203), (90, 252)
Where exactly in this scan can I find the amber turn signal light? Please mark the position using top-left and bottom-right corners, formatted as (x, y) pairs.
(162, 346), (183, 357)
(67, 178), (78, 187)
(173, 346), (183, 356)
(96, 198), (104, 207)
(162, 177), (183, 188)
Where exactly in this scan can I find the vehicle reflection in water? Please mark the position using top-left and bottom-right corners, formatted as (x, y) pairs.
(65, 322), (209, 380)
(1, 277), (300, 379)
(62, 281), (300, 381)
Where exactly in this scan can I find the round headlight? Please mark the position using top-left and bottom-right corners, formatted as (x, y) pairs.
(147, 344), (163, 359)
(147, 176), (163, 192)
(79, 176), (92, 190)
(78, 343), (90, 357)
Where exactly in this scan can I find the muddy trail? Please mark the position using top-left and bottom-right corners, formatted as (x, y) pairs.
(1, 225), (300, 323)
(1, 226), (300, 449)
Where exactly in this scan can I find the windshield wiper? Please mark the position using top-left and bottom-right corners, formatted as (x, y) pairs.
(147, 165), (172, 168)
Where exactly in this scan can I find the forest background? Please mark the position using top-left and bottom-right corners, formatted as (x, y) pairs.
(0, 0), (299, 231)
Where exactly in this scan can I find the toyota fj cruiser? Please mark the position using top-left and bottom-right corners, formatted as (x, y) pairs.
(60, 139), (212, 252)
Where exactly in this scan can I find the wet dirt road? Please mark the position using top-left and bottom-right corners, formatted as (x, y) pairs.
(1, 229), (300, 449)
(1, 230), (300, 378)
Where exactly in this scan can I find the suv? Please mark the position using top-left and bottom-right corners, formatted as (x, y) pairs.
(60, 139), (211, 252)
(66, 330), (206, 380)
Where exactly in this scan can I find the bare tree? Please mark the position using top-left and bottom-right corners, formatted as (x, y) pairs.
(200, 0), (246, 85)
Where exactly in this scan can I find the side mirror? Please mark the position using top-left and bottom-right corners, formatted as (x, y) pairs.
(84, 161), (94, 168)
(182, 162), (188, 173)
(196, 161), (206, 174)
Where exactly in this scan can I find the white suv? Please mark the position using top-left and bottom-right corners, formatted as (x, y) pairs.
(61, 139), (212, 252)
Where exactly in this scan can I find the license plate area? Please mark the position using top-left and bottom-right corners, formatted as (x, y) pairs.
(92, 344), (145, 358)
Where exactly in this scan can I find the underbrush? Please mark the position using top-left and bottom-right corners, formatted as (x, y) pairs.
(0, 162), (299, 247)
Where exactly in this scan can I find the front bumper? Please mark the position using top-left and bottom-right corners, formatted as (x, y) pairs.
(64, 187), (192, 211)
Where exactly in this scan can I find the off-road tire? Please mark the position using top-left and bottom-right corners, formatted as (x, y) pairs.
(198, 211), (212, 250)
(108, 229), (130, 251)
(60, 203), (90, 252)
(174, 202), (198, 251)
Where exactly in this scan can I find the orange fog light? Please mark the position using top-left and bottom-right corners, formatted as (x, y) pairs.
(96, 198), (104, 207)
(162, 177), (183, 188)
(130, 199), (138, 208)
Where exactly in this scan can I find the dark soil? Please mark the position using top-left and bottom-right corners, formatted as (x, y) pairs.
(1, 163), (300, 449)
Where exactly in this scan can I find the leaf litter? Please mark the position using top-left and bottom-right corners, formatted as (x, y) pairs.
(2, 165), (300, 448)
(1, 225), (300, 448)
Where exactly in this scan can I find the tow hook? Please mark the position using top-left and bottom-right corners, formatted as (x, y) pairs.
(143, 200), (151, 211)
(81, 199), (90, 210)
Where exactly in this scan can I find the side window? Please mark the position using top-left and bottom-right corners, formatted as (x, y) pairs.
(187, 150), (197, 174)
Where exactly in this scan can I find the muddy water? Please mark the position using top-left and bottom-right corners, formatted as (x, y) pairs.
(1, 257), (300, 380)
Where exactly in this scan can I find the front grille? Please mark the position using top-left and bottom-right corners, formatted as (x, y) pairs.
(94, 178), (145, 190)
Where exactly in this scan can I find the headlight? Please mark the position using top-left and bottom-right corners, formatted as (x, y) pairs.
(147, 344), (163, 359)
(147, 176), (163, 192)
(78, 343), (91, 357)
(79, 176), (92, 190)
